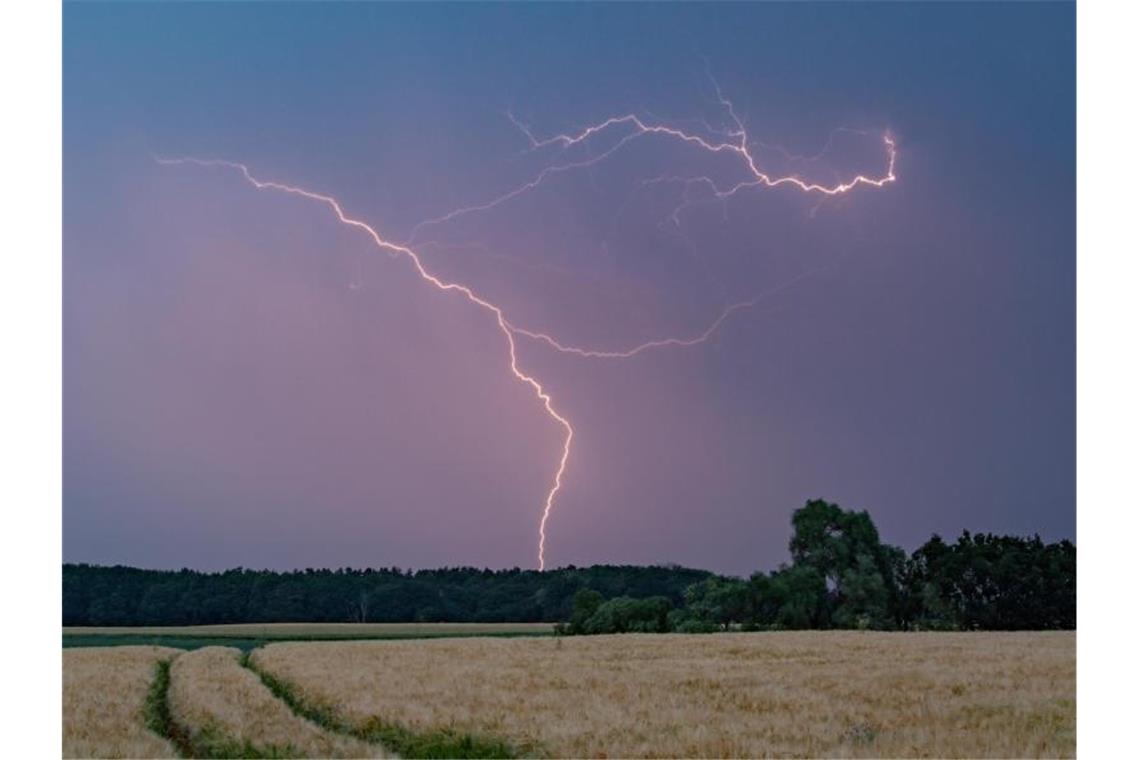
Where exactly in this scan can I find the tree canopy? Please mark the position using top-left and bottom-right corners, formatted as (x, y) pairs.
(64, 500), (1074, 632)
(657, 500), (1074, 633)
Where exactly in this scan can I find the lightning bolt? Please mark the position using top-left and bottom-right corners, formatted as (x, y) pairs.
(155, 156), (573, 570)
(156, 80), (897, 571)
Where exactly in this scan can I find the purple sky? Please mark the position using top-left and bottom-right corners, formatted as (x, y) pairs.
(64, 3), (1074, 575)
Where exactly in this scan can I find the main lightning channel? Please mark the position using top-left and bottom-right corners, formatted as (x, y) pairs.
(155, 156), (572, 571)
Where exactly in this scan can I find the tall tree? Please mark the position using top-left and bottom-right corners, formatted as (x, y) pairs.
(787, 499), (902, 628)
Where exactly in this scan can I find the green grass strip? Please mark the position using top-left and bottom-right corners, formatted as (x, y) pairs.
(181, 726), (300, 760)
(143, 659), (196, 758)
(241, 652), (529, 759)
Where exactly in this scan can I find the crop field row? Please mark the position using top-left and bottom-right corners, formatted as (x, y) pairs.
(168, 647), (386, 757)
(63, 646), (180, 758)
(63, 631), (1076, 758)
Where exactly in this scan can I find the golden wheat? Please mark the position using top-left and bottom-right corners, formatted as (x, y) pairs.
(62, 645), (181, 759)
(166, 646), (389, 757)
(253, 631), (1075, 758)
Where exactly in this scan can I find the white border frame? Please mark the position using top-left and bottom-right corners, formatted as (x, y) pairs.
(3, 0), (1133, 753)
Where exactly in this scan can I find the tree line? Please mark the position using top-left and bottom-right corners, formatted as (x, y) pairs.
(63, 562), (711, 626)
(559, 500), (1075, 633)
(63, 500), (1074, 630)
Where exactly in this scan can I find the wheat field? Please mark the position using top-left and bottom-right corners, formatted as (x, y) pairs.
(252, 632), (1075, 758)
(62, 645), (180, 759)
(168, 646), (389, 757)
(64, 631), (1075, 758)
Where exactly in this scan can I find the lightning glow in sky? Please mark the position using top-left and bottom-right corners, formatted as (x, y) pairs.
(159, 87), (896, 570)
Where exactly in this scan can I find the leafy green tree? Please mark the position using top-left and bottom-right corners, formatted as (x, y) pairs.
(581, 596), (672, 634)
(899, 535), (957, 629)
(833, 555), (891, 629)
(769, 565), (830, 629)
(788, 499), (902, 629)
(666, 608), (718, 633)
(903, 532), (1075, 630)
(790, 500), (886, 583)
(682, 578), (752, 629)
(563, 588), (604, 634)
